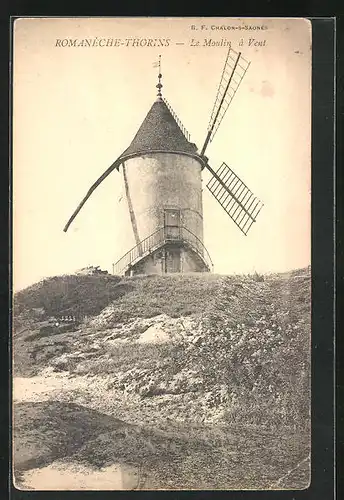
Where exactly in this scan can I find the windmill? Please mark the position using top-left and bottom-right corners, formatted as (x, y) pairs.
(63, 49), (264, 276)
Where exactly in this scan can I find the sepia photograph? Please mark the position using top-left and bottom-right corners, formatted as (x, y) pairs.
(12, 17), (312, 490)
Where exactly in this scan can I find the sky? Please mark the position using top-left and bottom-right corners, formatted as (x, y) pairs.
(13, 17), (312, 291)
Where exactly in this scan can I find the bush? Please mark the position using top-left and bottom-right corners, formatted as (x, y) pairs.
(14, 275), (128, 318)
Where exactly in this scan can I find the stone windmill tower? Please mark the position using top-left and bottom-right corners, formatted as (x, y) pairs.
(64, 51), (263, 276)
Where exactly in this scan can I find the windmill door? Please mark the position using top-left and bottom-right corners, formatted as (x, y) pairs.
(165, 248), (181, 273)
(164, 209), (181, 240)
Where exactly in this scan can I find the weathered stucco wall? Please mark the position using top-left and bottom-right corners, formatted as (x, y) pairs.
(123, 153), (204, 243)
(128, 251), (163, 275)
(181, 248), (207, 273)
(120, 152), (208, 274)
(127, 245), (208, 276)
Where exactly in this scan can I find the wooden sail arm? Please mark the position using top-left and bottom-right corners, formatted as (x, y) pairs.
(63, 160), (121, 232)
(200, 50), (242, 157)
(205, 162), (254, 221)
(205, 161), (264, 236)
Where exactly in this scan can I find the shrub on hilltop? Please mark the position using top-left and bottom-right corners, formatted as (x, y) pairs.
(13, 274), (128, 319)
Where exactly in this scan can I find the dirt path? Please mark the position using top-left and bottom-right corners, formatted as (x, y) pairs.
(16, 461), (145, 490)
(13, 374), (310, 491)
(13, 374), (151, 490)
(13, 373), (82, 402)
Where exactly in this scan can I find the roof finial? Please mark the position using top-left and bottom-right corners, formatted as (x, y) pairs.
(156, 54), (163, 98)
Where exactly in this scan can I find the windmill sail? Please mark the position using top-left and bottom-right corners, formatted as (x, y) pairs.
(201, 49), (250, 156)
(63, 161), (120, 232)
(206, 162), (263, 235)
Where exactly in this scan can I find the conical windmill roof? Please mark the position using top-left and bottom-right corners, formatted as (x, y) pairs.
(119, 97), (198, 159)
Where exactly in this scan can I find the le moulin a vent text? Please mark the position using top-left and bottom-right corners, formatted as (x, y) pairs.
(55, 37), (267, 48)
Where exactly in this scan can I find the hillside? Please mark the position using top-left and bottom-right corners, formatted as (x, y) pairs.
(12, 269), (311, 490)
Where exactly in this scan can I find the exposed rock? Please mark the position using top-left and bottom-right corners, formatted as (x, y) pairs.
(137, 324), (171, 344)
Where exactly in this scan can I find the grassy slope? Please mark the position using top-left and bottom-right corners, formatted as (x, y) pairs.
(13, 269), (311, 489)
(14, 273), (222, 322)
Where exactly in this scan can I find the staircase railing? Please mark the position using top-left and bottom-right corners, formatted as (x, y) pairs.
(112, 226), (213, 275)
(180, 226), (214, 271)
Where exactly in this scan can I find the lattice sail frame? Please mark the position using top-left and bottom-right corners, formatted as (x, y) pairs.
(206, 162), (263, 235)
(207, 49), (250, 144)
